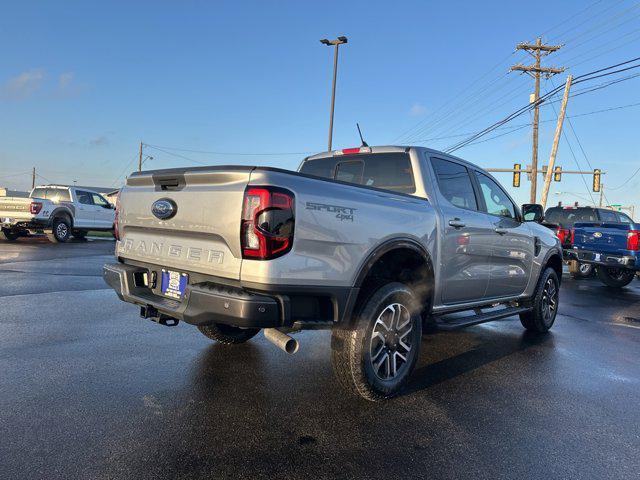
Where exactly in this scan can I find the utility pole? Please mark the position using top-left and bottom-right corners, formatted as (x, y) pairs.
(31, 167), (36, 189)
(511, 38), (564, 204)
(599, 184), (604, 207)
(540, 75), (573, 208)
(320, 36), (348, 151)
(138, 142), (143, 172)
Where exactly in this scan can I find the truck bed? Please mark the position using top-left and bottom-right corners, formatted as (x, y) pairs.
(117, 165), (434, 288)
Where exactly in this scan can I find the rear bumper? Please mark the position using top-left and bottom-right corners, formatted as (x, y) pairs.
(1, 217), (51, 230)
(565, 248), (639, 270)
(103, 262), (357, 329)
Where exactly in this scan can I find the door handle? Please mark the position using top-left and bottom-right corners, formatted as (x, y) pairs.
(495, 228), (508, 235)
(448, 219), (466, 229)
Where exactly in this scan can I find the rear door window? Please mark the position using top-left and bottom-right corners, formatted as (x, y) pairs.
(618, 213), (632, 224)
(76, 190), (94, 205)
(430, 158), (477, 210)
(599, 210), (618, 222)
(299, 153), (415, 194)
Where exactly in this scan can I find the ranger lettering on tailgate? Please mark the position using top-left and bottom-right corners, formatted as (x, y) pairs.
(119, 238), (224, 265)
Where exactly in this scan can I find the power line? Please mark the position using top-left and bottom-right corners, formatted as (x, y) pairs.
(608, 166), (640, 190)
(444, 57), (640, 153)
(144, 145), (209, 165)
(414, 101), (640, 143)
(540, 0), (605, 38)
(545, 0), (626, 42)
(395, 0), (639, 146)
(110, 154), (139, 187)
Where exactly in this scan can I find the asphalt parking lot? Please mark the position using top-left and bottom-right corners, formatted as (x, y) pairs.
(1, 238), (639, 480)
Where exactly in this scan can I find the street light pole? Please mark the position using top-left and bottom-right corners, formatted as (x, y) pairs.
(320, 36), (348, 151)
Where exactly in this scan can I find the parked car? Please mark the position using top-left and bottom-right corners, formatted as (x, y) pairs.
(568, 217), (639, 288)
(103, 146), (563, 401)
(0, 185), (115, 243)
(544, 206), (634, 279)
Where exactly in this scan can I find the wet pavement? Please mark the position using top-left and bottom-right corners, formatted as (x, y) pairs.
(1, 237), (639, 479)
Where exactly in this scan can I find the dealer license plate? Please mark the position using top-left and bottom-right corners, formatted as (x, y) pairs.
(160, 269), (188, 299)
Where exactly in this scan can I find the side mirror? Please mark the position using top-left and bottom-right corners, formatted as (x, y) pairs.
(522, 203), (544, 223)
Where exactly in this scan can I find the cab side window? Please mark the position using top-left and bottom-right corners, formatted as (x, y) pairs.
(599, 210), (618, 222)
(431, 158), (478, 210)
(76, 190), (93, 205)
(617, 213), (632, 224)
(475, 172), (516, 219)
(91, 193), (110, 207)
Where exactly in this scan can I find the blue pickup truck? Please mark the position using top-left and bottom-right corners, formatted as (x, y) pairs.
(568, 215), (639, 288)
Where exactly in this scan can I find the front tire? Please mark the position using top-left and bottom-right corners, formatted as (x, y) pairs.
(520, 267), (559, 333)
(197, 323), (260, 344)
(1, 228), (20, 241)
(596, 266), (635, 288)
(331, 282), (422, 401)
(46, 217), (71, 243)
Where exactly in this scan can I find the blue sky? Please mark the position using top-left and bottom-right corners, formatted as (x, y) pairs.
(0, 0), (638, 213)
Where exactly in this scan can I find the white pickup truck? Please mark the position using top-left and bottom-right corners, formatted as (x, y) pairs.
(0, 185), (115, 243)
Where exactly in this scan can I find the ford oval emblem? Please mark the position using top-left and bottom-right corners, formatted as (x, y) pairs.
(151, 199), (177, 220)
(593, 231), (602, 238)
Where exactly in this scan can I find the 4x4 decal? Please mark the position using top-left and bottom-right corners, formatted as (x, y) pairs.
(305, 201), (356, 222)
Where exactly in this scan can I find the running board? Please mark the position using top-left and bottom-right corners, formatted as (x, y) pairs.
(435, 306), (531, 331)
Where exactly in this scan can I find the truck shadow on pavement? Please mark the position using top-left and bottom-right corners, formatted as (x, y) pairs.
(405, 328), (554, 395)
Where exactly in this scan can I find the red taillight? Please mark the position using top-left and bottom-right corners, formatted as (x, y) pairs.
(29, 201), (42, 214)
(336, 146), (372, 155)
(627, 230), (639, 251)
(241, 186), (295, 260)
(570, 228), (575, 245)
(555, 227), (572, 246)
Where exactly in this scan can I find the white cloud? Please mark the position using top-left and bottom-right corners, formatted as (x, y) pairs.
(409, 103), (427, 117)
(1, 69), (45, 100)
(89, 135), (110, 147)
(58, 72), (75, 89)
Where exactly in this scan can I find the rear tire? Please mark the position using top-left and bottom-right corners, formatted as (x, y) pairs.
(569, 260), (593, 279)
(46, 217), (71, 243)
(596, 266), (635, 288)
(520, 267), (559, 333)
(331, 282), (422, 401)
(197, 323), (260, 344)
(1, 228), (20, 241)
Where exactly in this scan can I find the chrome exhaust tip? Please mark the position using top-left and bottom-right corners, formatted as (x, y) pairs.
(263, 328), (299, 354)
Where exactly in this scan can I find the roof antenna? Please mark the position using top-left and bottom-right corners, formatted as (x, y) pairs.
(356, 123), (369, 147)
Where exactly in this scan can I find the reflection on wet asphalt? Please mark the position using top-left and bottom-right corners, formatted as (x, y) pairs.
(1, 237), (639, 479)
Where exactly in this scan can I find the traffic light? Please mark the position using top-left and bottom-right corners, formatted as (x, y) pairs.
(593, 169), (601, 192)
(553, 166), (562, 182)
(513, 163), (521, 187)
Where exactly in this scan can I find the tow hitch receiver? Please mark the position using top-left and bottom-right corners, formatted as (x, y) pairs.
(140, 305), (179, 327)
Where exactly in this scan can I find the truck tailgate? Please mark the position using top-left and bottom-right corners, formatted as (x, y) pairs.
(573, 222), (631, 255)
(0, 197), (32, 221)
(117, 167), (254, 280)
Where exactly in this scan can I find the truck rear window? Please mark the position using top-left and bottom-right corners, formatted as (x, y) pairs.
(31, 187), (71, 202)
(299, 153), (415, 194)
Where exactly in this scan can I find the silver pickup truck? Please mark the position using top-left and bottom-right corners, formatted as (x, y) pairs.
(104, 146), (562, 400)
